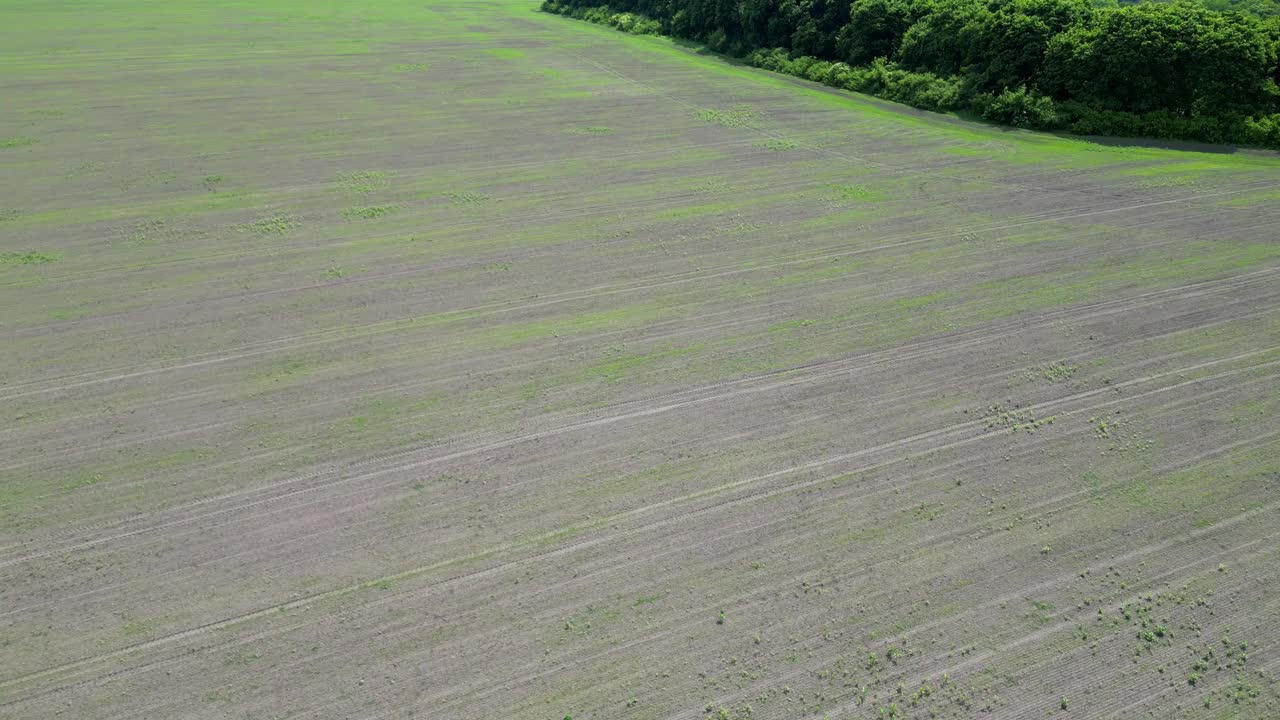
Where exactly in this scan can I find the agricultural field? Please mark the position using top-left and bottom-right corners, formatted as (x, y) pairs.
(2, 0), (1279, 718)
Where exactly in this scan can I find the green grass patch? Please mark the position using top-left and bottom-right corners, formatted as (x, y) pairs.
(895, 292), (946, 310)
(581, 345), (701, 383)
(1101, 444), (1280, 515)
(247, 357), (326, 391)
(475, 301), (675, 349)
(485, 47), (526, 60)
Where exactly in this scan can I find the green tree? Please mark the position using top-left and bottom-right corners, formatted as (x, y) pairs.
(896, 0), (992, 76)
(835, 0), (918, 64)
(967, 0), (1093, 92)
(1042, 2), (1277, 115)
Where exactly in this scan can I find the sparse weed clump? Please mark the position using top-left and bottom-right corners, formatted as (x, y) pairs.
(445, 191), (488, 205)
(703, 704), (753, 720)
(695, 106), (759, 127)
(0, 250), (59, 265)
(342, 205), (398, 220)
(337, 170), (389, 194)
(239, 215), (300, 235)
(1037, 361), (1078, 383)
(1087, 412), (1153, 452)
(982, 404), (1054, 434)
(828, 184), (875, 204)
(1090, 416), (1113, 438)
(758, 138), (799, 151)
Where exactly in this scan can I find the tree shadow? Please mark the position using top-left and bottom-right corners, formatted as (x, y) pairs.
(670, 37), (750, 67)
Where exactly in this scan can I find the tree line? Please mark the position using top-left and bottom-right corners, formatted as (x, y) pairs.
(542, 0), (1280, 147)
(1123, 0), (1279, 18)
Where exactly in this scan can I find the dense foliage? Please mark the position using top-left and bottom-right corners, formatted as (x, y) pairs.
(543, 0), (1280, 147)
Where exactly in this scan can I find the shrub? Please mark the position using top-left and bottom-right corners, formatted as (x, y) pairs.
(973, 87), (1065, 129)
